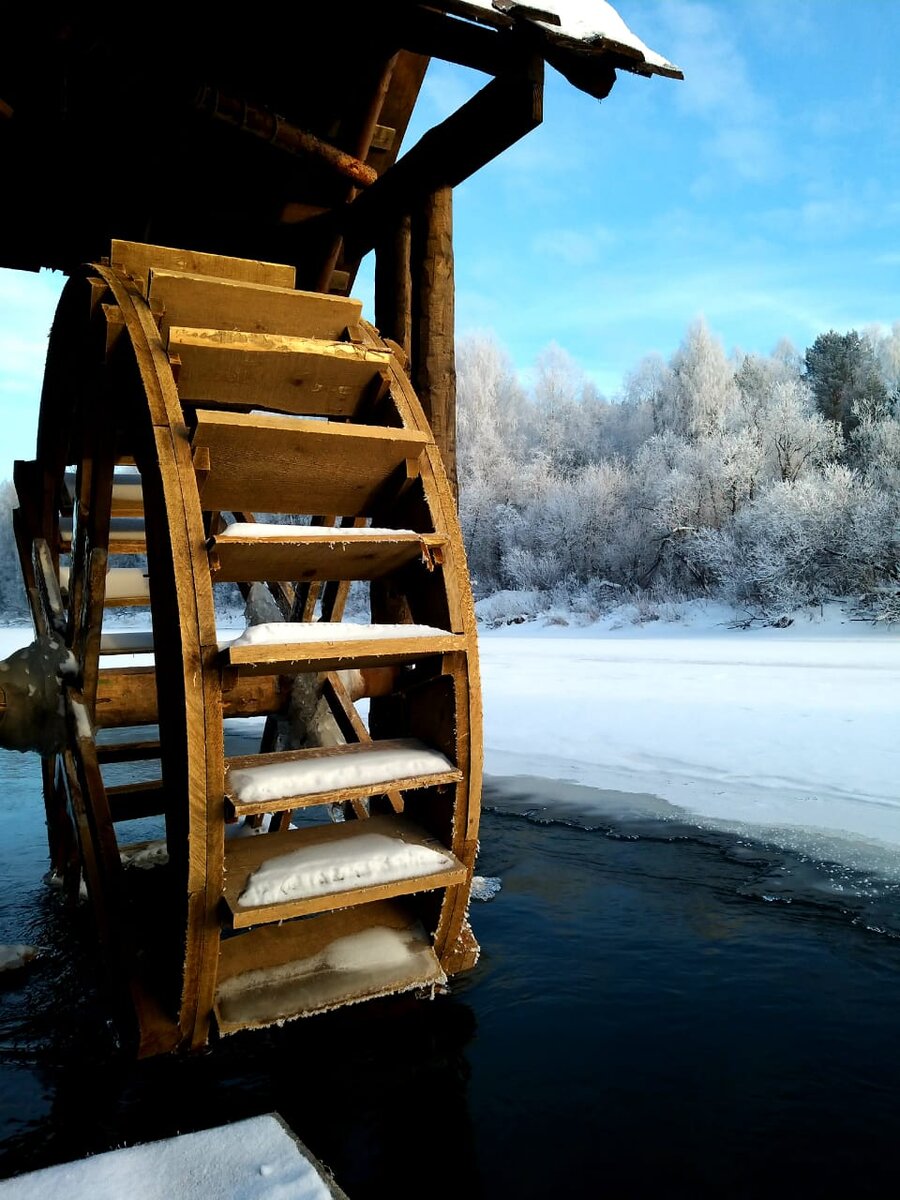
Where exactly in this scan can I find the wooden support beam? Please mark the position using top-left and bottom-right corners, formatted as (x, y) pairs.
(398, 7), (523, 75)
(311, 53), (400, 295)
(340, 53), (543, 259)
(32, 537), (67, 637)
(195, 86), (378, 187)
(412, 188), (457, 501)
(375, 212), (413, 362)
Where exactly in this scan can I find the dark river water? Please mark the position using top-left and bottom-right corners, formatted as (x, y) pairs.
(3, 742), (900, 1198)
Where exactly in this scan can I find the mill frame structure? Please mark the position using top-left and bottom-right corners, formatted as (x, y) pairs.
(0, 3), (679, 1053)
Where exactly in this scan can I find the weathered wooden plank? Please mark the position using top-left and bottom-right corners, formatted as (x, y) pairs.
(192, 409), (428, 515)
(99, 630), (154, 655)
(65, 691), (124, 943)
(107, 779), (165, 822)
(32, 537), (67, 636)
(226, 768), (457, 819)
(111, 240), (295, 293)
(148, 269), (361, 341)
(222, 814), (466, 928)
(96, 739), (161, 765)
(220, 630), (464, 677)
(209, 527), (444, 583)
(78, 422), (116, 715)
(60, 517), (146, 555)
(169, 327), (390, 414)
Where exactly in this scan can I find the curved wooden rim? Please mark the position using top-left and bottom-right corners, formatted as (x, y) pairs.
(361, 320), (483, 961)
(93, 264), (224, 1050)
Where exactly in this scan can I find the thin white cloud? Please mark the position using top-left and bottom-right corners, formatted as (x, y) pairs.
(531, 225), (616, 265)
(644, 0), (782, 187)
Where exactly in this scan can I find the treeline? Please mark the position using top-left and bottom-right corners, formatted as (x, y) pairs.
(1, 321), (899, 624)
(459, 321), (900, 620)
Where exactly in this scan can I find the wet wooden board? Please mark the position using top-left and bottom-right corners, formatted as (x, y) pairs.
(215, 900), (444, 1033)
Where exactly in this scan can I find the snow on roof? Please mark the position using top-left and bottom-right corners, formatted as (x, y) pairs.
(0, 1114), (343, 1200)
(448, 0), (682, 80)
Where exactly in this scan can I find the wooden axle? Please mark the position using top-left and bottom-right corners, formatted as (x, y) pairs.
(93, 663), (396, 728)
(0, 650), (400, 739)
(94, 667), (287, 729)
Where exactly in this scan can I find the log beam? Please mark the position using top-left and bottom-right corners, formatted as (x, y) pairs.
(340, 52), (543, 259)
(398, 8), (524, 75)
(375, 212), (413, 361)
(94, 667), (287, 729)
(412, 188), (457, 499)
(195, 87), (378, 188)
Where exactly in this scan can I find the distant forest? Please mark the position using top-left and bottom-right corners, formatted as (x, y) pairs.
(2, 320), (899, 625)
(458, 321), (900, 623)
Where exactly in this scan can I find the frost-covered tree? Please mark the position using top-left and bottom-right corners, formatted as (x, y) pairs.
(457, 333), (528, 482)
(450, 318), (900, 618)
(864, 322), (900, 401)
(852, 413), (900, 492)
(529, 342), (595, 469)
(804, 330), (888, 436)
(655, 319), (740, 440)
(456, 334), (530, 592)
(753, 378), (842, 483)
(693, 465), (900, 612)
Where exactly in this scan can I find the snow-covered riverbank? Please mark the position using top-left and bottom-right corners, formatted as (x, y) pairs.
(479, 602), (900, 869)
(3, 600), (898, 869)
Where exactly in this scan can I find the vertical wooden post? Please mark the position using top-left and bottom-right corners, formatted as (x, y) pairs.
(411, 186), (457, 502)
(374, 212), (413, 362)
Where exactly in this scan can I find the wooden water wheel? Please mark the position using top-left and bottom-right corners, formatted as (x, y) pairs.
(14, 239), (482, 1054)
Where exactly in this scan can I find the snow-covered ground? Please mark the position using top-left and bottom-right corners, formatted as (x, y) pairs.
(479, 601), (900, 870)
(3, 599), (899, 870)
(0, 1114), (340, 1200)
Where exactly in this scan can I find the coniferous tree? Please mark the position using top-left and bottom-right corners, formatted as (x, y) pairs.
(804, 330), (888, 437)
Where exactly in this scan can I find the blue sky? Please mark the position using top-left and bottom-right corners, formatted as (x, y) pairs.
(1, 0), (898, 476)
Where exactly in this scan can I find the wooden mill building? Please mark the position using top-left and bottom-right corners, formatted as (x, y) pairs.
(0, 3), (680, 1053)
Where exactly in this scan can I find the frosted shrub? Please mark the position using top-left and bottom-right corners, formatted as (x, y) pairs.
(694, 466), (900, 611)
